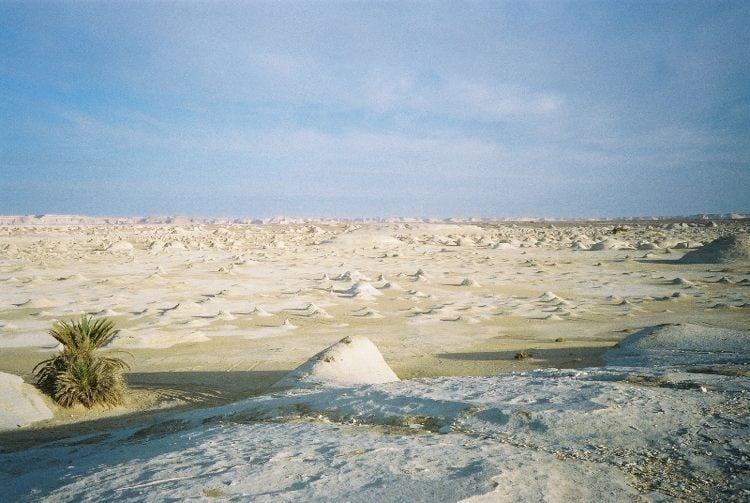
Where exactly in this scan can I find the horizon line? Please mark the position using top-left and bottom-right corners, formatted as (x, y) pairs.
(1, 212), (749, 224)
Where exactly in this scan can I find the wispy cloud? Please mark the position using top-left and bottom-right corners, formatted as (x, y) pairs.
(358, 72), (564, 122)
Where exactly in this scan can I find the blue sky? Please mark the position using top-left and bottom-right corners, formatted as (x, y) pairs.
(1, 1), (748, 218)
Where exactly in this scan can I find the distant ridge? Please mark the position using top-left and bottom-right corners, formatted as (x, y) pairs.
(0, 213), (747, 226)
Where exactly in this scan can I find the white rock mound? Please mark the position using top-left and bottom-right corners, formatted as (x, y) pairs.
(342, 282), (382, 298)
(678, 234), (750, 264)
(604, 323), (749, 366)
(0, 372), (54, 430)
(334, 270), (371, 282)
(273, 335), (400, 389)
(589, 238), (634, 251)
(106, 241), (134, 253)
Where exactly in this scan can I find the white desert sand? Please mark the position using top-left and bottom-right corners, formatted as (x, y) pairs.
(0, 217), (749, 501)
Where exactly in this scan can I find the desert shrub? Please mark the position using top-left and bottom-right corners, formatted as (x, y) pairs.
(611, 225), (630, 235)
(33, 315), (129, 407)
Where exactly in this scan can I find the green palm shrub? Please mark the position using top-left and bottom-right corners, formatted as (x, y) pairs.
(33, 315), (130, 407)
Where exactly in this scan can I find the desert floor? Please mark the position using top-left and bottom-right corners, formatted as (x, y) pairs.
(1, 219), (748, 501)
(1, 220), (748, 422)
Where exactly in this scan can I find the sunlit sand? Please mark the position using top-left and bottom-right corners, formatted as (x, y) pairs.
(1, 216), (748, 501)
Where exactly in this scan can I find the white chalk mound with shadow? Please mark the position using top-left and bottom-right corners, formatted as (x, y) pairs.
(604, 323), (749, 366)
(678, 233), (750, 263)
(273, 335), (400, 389)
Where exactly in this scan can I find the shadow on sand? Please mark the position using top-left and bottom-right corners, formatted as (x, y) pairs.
(0, 370), (287, 453)
(634, 258), (686, 265)
(436, 346), (610, 368)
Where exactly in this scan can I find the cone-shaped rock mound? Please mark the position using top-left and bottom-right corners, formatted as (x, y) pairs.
(678, 234), (750, 264)
(273, 335), (400, 389)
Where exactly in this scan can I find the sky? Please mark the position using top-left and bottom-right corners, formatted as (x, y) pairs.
(1, 1), (749, 219)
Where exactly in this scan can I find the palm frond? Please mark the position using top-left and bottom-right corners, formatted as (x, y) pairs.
(83, 316), (119, 348)
(98, 355), (131, 371)
(33, 354), (69, 395)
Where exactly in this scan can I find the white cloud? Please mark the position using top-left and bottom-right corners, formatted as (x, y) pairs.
(357, 72), (565, 122)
